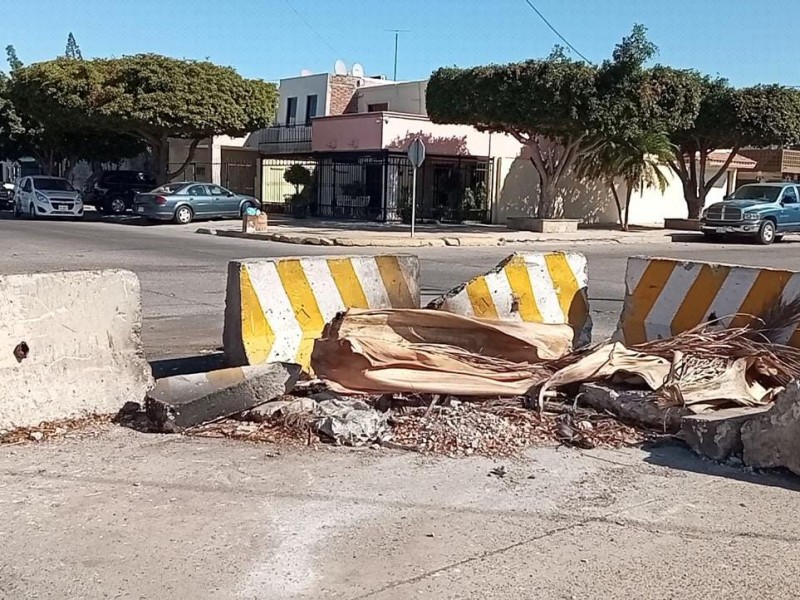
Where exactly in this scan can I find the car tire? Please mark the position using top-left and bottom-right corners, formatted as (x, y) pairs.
(757, 220), (776, 245)
(174, 205), (194, 225)
(107, 197), (127, 215)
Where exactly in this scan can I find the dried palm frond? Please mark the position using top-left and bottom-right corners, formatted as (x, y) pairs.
(747, 295), (800, 343)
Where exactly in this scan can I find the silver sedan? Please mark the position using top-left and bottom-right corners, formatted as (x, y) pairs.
(133, 182), (259, 224)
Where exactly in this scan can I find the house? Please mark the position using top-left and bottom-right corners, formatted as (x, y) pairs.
(258, 72), (524, 222)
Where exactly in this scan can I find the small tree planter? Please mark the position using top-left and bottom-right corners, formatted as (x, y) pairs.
(507, 217), (580, 233)
(663, 218), (701, 231)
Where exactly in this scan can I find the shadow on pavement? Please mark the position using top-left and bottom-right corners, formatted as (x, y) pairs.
(642, 439), (800, 492)
(149, 352), (228, 379)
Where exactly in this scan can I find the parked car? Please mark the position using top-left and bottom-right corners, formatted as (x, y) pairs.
(133, 182), (259, 224)
(700, 182), (800, 245)
(0, 182), (14, 210)
(14, 176), (84, 219)
(83, 170), (157, 215)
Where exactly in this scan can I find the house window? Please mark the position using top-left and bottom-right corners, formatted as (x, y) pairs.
(305, 95), (318, 125)
(367, 102), (389, 112)
(285, 97), (298, 126)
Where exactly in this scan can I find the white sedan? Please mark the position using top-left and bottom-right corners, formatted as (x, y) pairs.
(14, 176), (84, 219)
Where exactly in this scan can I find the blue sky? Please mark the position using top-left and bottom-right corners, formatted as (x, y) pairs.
(3, 0), (799, 86)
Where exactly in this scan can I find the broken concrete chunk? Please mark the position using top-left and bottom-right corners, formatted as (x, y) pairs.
(741, 383), (800, 475)
(145, 363), (301, 431)
(313, 398), (390, 446)
(579, 383), (689, 432)
(681, 406), (770, 462)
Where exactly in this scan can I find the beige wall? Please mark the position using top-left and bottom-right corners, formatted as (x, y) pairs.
(356, 81), (428, 115)
(493, 153), (732, 226)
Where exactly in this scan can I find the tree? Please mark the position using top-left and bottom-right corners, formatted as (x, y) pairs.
(64, 32), (82, 60)
(658, 69), (800, 217)
(283, 164), (312, 194)
(426, 26), (660, 219)
(5, 45), (22, 72)
(578, 132), (673, 230)
(11, 54), (278, 183)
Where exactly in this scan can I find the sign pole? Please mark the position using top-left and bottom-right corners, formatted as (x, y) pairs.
(406, 137), (425, 240)
(411, 166), (417, 238)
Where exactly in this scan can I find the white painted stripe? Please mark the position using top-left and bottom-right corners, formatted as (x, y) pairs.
(625, 258), (650, 296)
(644, 262), (701, 340)
(523, 255), (563, 323)
(442, 291), (475, 317)
(300, 258), (345, 324)
(352, 258), (391, 308)
(482, 269), (522, 321)
(705, 268), (761, 327)
(564, 252), (589, 288)
(774, 272), (800, 343)
(245, 262), (303, 362)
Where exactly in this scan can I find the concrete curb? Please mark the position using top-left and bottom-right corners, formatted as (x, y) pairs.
(195, 227), (651, 248)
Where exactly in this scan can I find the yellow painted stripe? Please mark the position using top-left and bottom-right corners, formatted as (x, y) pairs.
(544, 253), (588, 333)
(327, 258), (369, 308)
(274, 259), (325, 369)
(466, 276), (499, 319)
(729, 269), (794, 329)
(670, 264), (731, 335)
(502, 256), (543, 322)
(239, 266), (274, 364)
(375, 256), (416, 307)
(621, 260), (678, 344)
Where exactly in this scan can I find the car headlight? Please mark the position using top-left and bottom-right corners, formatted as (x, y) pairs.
(35, 192), (49, 203)
(743, 212), (759, 220)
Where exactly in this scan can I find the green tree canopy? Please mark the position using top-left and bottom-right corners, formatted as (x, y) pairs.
(11, 54), (278, 182)
(427, 26), (665, 218)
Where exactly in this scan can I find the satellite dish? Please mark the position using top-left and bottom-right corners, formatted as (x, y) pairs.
(351, 63), (364, 78)
(300, 69), (312, 76)
(334, 59), (347, 75)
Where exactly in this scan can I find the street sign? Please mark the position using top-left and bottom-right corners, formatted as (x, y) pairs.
(407, 138), (426, 168)
(407, 138), (425, 238)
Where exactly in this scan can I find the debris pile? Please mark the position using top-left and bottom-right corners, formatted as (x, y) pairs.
(0, 414), (113, 445)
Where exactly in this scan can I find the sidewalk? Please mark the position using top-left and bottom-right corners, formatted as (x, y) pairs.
(196, 217), (681, 247)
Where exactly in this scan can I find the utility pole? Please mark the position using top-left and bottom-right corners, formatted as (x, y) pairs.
(386, 29), (410, 81)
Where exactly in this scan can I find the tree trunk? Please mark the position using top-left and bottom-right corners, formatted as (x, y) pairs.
(608, 179), (625, 231)
(538, 182), (559, 219)
(151, 138), (169, 185)
(623, 184), (633, 232)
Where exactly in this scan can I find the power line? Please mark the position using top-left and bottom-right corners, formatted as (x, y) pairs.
(282, 0), (340, 56)
(520, 0), (590, 63)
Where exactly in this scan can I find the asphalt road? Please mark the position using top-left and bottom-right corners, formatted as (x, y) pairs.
(2, 211), (800, 359)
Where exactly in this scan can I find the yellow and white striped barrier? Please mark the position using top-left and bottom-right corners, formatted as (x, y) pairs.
(427, 252), (591, 346)
(224, 255), (420, 369)
(615, 257), (800, 346)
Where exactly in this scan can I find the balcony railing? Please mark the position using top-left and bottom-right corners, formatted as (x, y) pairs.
(257, 124), (312, 154)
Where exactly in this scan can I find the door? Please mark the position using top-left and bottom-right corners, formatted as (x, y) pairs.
(207, 184), (239, 216)
(184, 184), (212, 216)
(780, 186), (800, 231)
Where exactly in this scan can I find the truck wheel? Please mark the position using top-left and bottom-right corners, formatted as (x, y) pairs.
(757, 221), (776, 245)
(107, 197), (127, 215)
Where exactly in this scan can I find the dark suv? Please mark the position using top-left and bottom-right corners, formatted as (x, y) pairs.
(83, 170), (157, 215)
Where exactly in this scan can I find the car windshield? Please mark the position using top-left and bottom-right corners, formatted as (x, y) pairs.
(151, 183), (186, 194)
(33, 178), (74, 192)
(730, 185), (781, 202)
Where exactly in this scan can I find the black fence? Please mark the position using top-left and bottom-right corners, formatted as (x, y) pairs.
(259, 152), (491, 223)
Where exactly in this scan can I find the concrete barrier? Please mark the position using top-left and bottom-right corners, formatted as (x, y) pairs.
(224, 255), (420, 369)
(427, 252), (592, 346)
(0, 270), (153, 430)
(615, 257), (800, 346)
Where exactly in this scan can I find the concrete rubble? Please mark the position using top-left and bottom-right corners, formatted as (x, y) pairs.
(741, 383), (800, 475)
(145, 362), (301, 431)
(682, 406), (771, 462)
